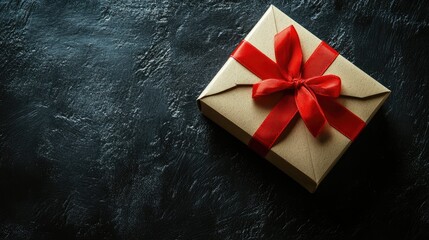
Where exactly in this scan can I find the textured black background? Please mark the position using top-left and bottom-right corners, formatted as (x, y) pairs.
(1, 0), (429, 239)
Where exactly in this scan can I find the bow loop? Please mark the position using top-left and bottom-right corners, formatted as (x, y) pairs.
(304, 75), (341, 97)
(252, 79), (294, 98)
(275, 26), (303, 80)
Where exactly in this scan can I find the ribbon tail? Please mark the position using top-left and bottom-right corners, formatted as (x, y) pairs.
(249, 94), (298, 156)
(317, 96), (366, 141)
(295, 87), (327, 137)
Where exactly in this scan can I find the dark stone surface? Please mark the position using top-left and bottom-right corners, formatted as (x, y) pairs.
(1, 0), (428, 239)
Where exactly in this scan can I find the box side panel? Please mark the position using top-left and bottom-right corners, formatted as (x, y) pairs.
(199, 99), (317, 192)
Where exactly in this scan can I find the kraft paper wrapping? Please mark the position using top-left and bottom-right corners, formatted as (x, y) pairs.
(197, 5), (390, 192)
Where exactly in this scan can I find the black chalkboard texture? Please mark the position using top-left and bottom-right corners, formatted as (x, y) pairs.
(1, 1), (428, 239)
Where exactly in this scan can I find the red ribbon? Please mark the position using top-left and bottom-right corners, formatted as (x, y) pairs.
(231, 26), (366, 156)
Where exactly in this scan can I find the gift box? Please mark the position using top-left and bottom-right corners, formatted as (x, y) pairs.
(197, 5), (390, 192)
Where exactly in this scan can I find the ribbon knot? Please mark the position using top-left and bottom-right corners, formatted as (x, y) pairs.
(293, 78), (305, 89)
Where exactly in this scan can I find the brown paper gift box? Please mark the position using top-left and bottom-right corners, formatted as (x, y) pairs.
(197, 5), (390, 192)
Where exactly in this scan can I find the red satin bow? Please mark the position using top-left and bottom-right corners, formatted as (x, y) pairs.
(252, 26), (341, 137)
(231, 25), (366, 156)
